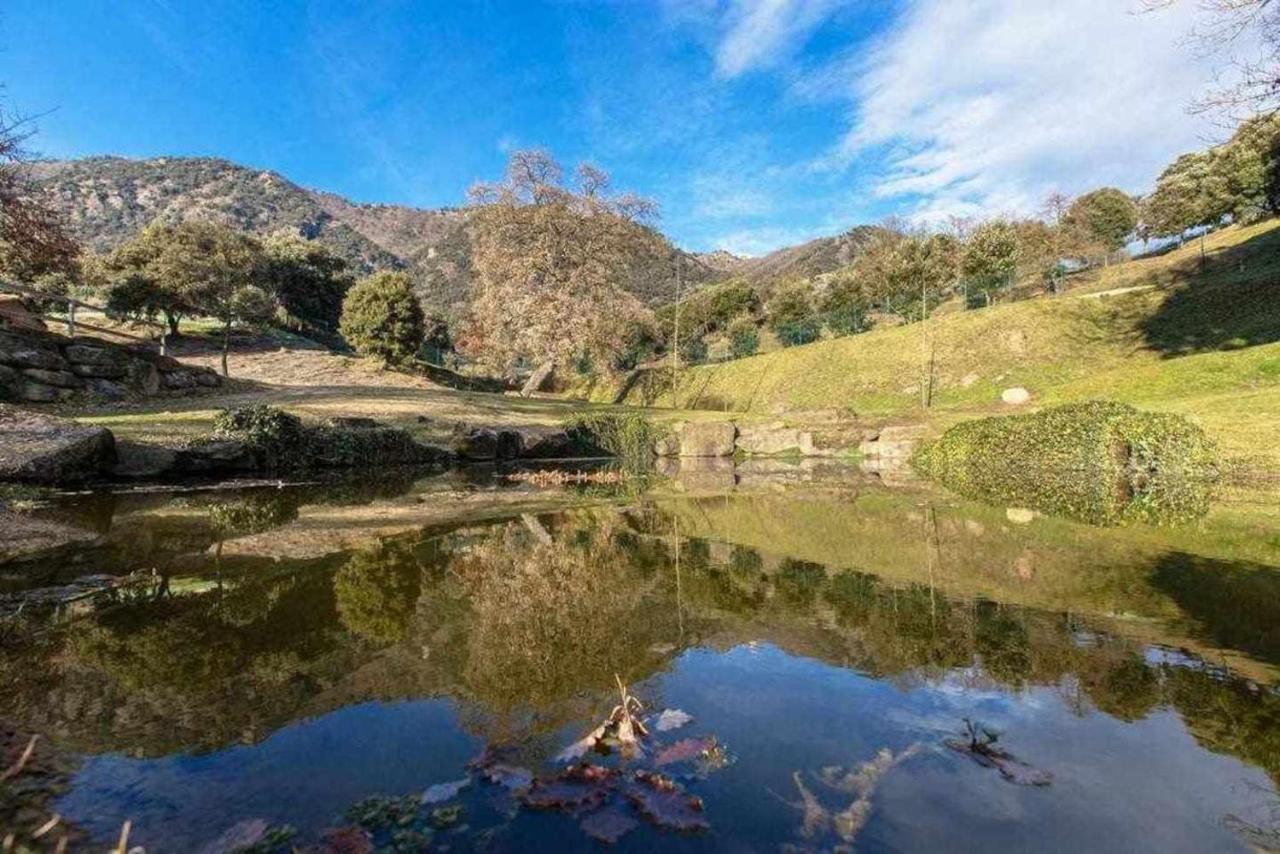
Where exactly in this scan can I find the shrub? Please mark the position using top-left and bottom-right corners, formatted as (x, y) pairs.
(339, 271), (425, 365)
(212, 404), (307, 469)
(565, 411), (657, 468)
(913, 401), (1217, 525)
(728, 316), (759, 358)
(680, 335), (708, 365)
(775, 318), (821, 347)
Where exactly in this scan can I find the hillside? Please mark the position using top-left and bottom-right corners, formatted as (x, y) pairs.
(30, 155), (723, 315)
(620, 220), (1280, 473)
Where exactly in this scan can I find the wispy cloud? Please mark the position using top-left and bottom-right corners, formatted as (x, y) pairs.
(714, 0), (842, 78)
(820, 0), (1255, 222)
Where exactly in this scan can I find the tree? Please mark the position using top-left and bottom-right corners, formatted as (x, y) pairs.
(0, 103), (79, 282)
(1066, 188), (1140, 252)
(767, 282), (821, 347)
(1215, 112), (1280, 221)
(261, 232), (352, 334)
(847, 227), (958, 322)
(100, 223), (196, 337)
(820, 272), (872, 336)
(727, 316), (759, 358)
(156, 222), (269, 376)
(339, 270), (425, 365)
(961, 221), (1022, 306)
(461, 150), (660, 378)
(1143, 0), (1279, 119)
(1143, 151), (1232, 239)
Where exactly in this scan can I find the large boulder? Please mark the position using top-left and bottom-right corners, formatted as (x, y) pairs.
(736, 421), (817, 456)
(0, 405), (117, 483)
(858, 424), (928, 460)
(659, 421), (737, 457)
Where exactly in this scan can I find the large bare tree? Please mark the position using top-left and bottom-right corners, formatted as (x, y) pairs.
(460, 150), (661, 380)
(0, 103), (78, 281)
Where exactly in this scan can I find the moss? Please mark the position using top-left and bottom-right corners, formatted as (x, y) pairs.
(913, 401), (1218, 525)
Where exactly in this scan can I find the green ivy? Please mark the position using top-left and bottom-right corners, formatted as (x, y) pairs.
(913, 401), (1218, 525)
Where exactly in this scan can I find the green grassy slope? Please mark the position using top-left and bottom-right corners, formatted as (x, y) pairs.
(623, 220), (1280, 472)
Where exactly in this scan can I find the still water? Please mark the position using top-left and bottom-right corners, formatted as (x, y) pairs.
(2, 467), (1279, 852)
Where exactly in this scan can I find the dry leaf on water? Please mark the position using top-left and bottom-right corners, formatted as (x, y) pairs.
(653, 709), (693, 732)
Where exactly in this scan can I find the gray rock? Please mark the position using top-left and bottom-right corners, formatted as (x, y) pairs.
(70, 363), (128, 379)
(22, 368), (83, 389)
(0, 364), (20, 400)
(195, 371), (221, 387)
(453, 426), (498, 460)
(1001, 386), (1032, 405)
(0, 405), (117, 483)
(173, 439), (259, 474)
(128, 361), (160, 395)
(112, 441), (179, 479)
(514, 426), (577, 459)
(20, 383), (59, 403)
(64, 344), (125, 367)
(85, 378), (127, 400)
(162, 370), (197, 389)
(653, 430), (681, 457)
(858, 424), (928, 460)
(1, 346), (67, 371)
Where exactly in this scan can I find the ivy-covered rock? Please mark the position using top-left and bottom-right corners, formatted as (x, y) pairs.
(913, 401), (1218, 525)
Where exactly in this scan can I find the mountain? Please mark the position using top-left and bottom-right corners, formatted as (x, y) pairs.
(727, 227), (883, 284)
(30, 155), (721, 316)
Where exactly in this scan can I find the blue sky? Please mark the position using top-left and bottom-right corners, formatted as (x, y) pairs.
(1, 1), (1245, 255)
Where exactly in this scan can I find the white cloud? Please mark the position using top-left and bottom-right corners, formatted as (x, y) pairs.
(714, 0), (842, 78)
(822, 0), (1258, 222)
(711, 224), (818, 256)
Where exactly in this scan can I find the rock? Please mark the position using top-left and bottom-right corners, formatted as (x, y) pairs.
(858, 424), (928, 460)
(664, 456), (737, 491)
(1006, 507), (1037, 524)
(173, 439), (259, 474)
(162, 370), (197, 390)
(22, 367), (82, 388)
(495, 429), (523, 459)
(0, 364), (20, 400)
(195, 371), (220, 387)
(328, 416), (381, 430)
(112, 441), (180, 479)
(653, 429), (681, 457)
(0, 344), (67, 371)
(20, 383), (60, 403)
(1001, 386), (1032, 405)
(64, 344), (125, 367)
(128, 361), (160, 395)
(0, 405), (117, 483)
(70, 363), (128, 379)
(673, 421), (736, 457)
(735, 421), (817, 456)
(514, 426), (577, 459)
(453, 426), (499, 460)
(85, 378), (127, 400)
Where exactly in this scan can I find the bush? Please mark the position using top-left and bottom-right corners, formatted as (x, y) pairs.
(565, 411), (657, 468)
(212, 404), (307, 469)
(339, 271), (425, 365)
(913, 401), (1217, 525)
(680, 335), (708, 365)
(775, 318), (821, 347)
(728, 317), (759, 358)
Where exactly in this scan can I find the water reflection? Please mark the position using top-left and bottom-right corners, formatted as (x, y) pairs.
(1, 479), (1279, 851)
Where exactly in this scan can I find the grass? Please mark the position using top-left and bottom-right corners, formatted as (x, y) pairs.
(621, 220), (1280, 474)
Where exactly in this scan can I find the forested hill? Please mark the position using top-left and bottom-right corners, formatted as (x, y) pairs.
(27, 155), (724, 314)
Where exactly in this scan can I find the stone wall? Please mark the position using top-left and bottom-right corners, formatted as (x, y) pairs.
(0, 327), (221, 403)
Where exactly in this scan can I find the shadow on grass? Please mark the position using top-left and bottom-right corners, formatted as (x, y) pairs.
(1139, 226), (1280, 357)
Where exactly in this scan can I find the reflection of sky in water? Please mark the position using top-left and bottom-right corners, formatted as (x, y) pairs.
(60, 644), (1267, 852)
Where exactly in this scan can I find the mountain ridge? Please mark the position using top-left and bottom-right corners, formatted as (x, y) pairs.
(30, 155), (871, 312)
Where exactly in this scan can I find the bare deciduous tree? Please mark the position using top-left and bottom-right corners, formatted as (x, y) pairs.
(0, 104), (79, 281)
(461, 149), (661, 379)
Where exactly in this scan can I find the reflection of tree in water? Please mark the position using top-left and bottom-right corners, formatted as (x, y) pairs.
(204, 491), (301, 538)
(1152, 551), (1280, 666)
(334, 539), (432, 643)
(437, 513), (683, 736)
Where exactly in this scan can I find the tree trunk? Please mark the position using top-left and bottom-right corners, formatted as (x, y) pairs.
(221, 316), (231, 377)
(165, 312), (181, 338)
(520, 360), (555, 397)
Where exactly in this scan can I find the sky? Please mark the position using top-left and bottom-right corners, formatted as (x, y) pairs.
(0, 0), (1254, 255)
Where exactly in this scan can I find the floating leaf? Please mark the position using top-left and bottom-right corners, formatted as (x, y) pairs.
(555, 723), (607, 763)
(580, 807), (639, 844)
(422, 778), (469, 804)
(653, 709), (693, 732)
(655, 737), (717, 767)
(523, 764), (617, 813)
(626, 770), (709, 833)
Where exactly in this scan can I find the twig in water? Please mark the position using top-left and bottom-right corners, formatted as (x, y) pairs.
(0, 735), (37, 782)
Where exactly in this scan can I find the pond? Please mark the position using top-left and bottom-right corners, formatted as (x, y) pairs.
(2, 466), (1279, 852)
